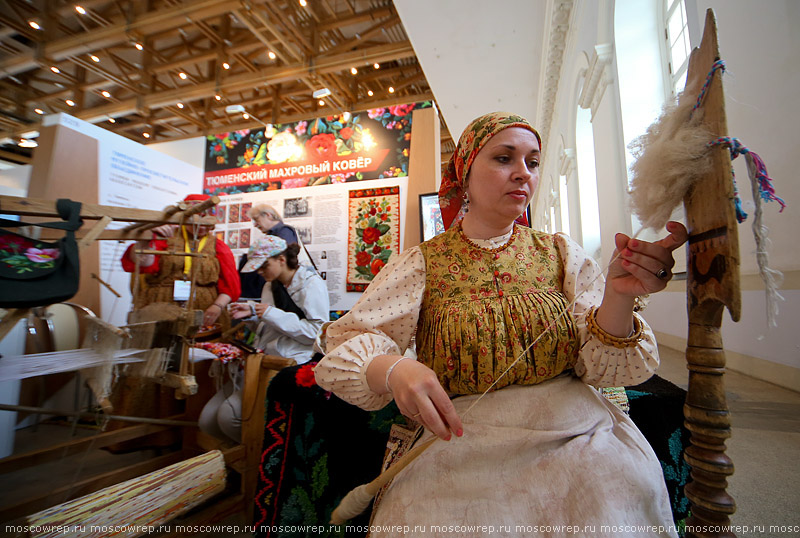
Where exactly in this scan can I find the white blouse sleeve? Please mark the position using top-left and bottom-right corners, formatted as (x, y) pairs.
(314, 246), (426, 410)
(554, 233), (660, 388)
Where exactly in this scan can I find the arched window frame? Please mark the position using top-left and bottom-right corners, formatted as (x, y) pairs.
(662, 0), (692, 96)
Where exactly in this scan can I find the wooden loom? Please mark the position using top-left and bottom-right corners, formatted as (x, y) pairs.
(0, 194), (295, 534)
(681, 10), (739, 537)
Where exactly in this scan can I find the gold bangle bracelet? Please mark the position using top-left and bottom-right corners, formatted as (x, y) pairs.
(585, 306), (644, 349)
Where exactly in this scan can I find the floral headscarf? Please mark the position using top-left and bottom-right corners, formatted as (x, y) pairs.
(439, 112), (541, 230)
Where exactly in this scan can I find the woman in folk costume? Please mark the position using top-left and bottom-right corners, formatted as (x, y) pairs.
(315, 112), (686, 536)
(112, 194), (240, 450)
(122, 193), (240, 326)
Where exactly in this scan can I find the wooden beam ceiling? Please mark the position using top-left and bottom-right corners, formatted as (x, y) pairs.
(0, 0), (449, 153)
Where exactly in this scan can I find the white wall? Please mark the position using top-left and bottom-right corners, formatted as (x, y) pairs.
(149, 136), (206, 168)
(546, 0), (800, 389)
(0, 163), (30, 196)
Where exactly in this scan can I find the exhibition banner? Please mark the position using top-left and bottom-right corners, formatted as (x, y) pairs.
(203, 102), (430, 194)
(40, 113), (202, 326)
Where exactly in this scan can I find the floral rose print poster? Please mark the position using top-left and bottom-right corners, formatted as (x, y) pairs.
(346, 186), (400, 292)
(203, 102), (432, 195)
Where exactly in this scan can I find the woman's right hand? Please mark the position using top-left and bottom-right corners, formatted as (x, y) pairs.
(150, 224), (178, 238)
(371, 356), (464, 441)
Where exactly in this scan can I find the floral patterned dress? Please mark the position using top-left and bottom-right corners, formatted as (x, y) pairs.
(315, 225), (677, 537)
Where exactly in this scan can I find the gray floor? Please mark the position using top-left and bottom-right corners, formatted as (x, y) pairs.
(2, 346), (799, 537)
(656, 345), (800, 537)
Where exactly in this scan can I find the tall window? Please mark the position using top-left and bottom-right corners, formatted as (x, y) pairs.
(575, 105), (601, 259)
(665, 0), (691, 95)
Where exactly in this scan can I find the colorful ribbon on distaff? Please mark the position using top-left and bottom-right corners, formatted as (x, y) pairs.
(707, 136), (786, 223)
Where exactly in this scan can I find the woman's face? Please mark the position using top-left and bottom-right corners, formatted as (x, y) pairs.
(256, 255), (284, 282)
(465, 127), (540, 226)
(254, 213), (278, 234)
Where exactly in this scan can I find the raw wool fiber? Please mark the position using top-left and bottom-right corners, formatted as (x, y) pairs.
(627, 82), (714, 231)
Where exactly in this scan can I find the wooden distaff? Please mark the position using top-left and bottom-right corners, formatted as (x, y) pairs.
(682, 9), (740, 537)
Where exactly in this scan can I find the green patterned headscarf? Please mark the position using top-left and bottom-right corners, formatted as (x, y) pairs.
(439, 112), (541, 230)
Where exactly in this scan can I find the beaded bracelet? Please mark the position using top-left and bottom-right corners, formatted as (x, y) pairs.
(585, 306), (644, 349)
(384, 357), (413, 393)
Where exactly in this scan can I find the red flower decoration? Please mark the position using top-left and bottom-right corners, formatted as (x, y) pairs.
(305, 133), (337, 160)
(355, 251), (371, 267)
(296, 363), (317, 387)
(372, 245), (382, 254)
(388, 104), (415, 117)
(0, 235), (31, 252)
(340, 127), (353, 140)
(362, 227), (380, 244)
(370, 258), (385, 275)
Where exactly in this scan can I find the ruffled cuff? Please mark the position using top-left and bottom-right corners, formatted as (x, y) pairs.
(314, 333), (402, 410)
(574, 312), (660, 387)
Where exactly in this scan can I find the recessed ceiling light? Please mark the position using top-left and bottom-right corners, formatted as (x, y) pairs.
(222, 62), (230, 70)
(108, 117), (116, 123)
(65, 99), (75, 106)
(75, 6), (86, 15)
(388, 86), (395, 93)
(34, 108), (44, 115)
(134, 42), (143, 51)
(350, 67), (358, 75)
(367, 90), (373, 97)
(143, 132), (151, 139)
(178, 72), (187, 80)
(90, 55), (100, 62)
(28, 21), (41, 30)
(50, 66), (60, 73)
(373, 63), (380, 69)
(215, 94), (222, 101)
(299, 0), (307, 6)
(19, 138), (38, 148)
(268, 51), (276, 60)
(177, 102), (184, 109)
(318, 99), (325, 106)
(102, 90), (111, 98)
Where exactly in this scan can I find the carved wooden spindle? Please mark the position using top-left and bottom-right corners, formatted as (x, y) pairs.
(682, 9), (739, 537)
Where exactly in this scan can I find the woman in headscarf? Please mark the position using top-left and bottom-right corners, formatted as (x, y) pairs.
(314, 112), (686, 536)
(122, 193), (240, 326)
(112, 194), (240, 451)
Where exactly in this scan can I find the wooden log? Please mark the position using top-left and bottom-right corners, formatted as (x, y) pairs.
(1, 451), (186, 525)
(682, 9), (739, 537)
(24, 450), (226, 537)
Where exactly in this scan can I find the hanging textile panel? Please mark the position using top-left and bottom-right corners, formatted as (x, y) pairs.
(346, 186), (400, 292)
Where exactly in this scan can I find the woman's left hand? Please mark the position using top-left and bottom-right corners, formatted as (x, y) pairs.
(607, 221), (689, 296)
